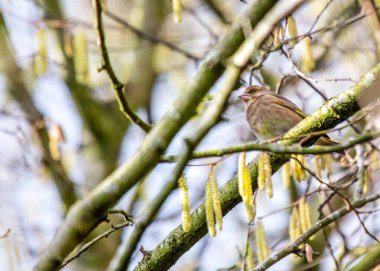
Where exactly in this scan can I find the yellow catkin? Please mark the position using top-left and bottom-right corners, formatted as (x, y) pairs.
(246, 241), (254, 270)
(244, 179), (255, 223)
(302, 36), (315, 74)
(289, 207), (300, 241)
(238, 152), (255, 223)
(304, 202), (313, 232)
(255, 222), (269, 263)
(205, 181), (216, 237)
(282, 162), (292, 189)
(48, 140), (60, 161)
(238, 152), (248, 199)
(323, 154), (333, 176)
(262, 152), (273, 198)
(273, 25), (282, 47)
(257, 152), (266, 190)
(279, 24), (285, 41)
(363, 168), (371, 194)
(74, 31), (88, 83)
(178, 175), (191, 232)
(299, 197), (310, 233)
(172, 0), (182, 23)
(35, 28), (47, 75)
(320, 154), (326, 170)
(209, 168), (223, 231)
(64, 31), (73, 57)
(287, 16), (298, 48)
(291, 155), (301, 182)
(314, 155), (322, 179)
(48, 124), (64, 161)
(371, 150), (379, 170)
(245, 200), (256, 224)
(297, 155), (307, 181)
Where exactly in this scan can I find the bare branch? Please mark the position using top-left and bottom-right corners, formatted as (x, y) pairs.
(92, 0), (152, 133)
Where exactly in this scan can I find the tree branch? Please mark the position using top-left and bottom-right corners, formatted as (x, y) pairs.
(162, 132), (380, 162)
(107, 58), (239, 271)
(92, 0), (152, 133)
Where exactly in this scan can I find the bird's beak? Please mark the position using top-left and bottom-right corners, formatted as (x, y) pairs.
(238, 94), (250, 102)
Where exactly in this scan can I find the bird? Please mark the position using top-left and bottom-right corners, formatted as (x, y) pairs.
(239, 85), (337, 146)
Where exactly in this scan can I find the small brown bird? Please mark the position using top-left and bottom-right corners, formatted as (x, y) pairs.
(239, 85), (336, 145)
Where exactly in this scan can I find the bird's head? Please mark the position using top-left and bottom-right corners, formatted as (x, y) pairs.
(238, 85), (269, 103)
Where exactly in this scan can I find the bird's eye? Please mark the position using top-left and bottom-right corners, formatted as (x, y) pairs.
(248, 89), (256, 94)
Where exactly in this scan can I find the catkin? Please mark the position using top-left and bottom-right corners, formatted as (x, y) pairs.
(314, 155), (322, 179)
(302, 36), (315, 74)
(291, 155), (301, 182)
(371, 151), (379, 170)
(238, 152), (248, 199)
(238, 152), (255, 223)
(205, 181), (216, 237)
(304, 201), (313, 231)
(297, 155), (307, 181)
(273, 24), (283, 47)
(363, 168), (371, 194)
(287, 16), (298, 48)
(255, 222), (269, 263)
(323, 154), (333, 176)
(172, 0), (182, 23)
(262, 152), (273, 198)
(246, 241), (254, 270)
(257, 152), (267, 190)
(178, 175), (191, 232)
(36, 28), (47, 75)
(209, 168), (223, 231)
(282, 162), (292, 189)
(74, 32), (88, 83)
(289, 207), (301, 241)
(245, 200), (256, 223)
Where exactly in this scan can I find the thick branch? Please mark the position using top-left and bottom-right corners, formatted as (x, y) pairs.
(108, 60), (239, 271)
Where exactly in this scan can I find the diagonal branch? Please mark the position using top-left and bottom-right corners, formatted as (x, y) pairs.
(108, 58), (240, 271)
(92, 0), (152, 133)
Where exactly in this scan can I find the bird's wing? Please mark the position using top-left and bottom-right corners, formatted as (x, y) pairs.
(264, 94), (307, 119)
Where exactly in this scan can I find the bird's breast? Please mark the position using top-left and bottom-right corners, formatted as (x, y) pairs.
(246, 98), (303, 140)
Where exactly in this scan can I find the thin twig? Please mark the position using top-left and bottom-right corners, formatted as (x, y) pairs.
(254, 193), (380, 271)
(294, 158), (379, 243)
(58, 220), (133, 270)
(92, 0), (152, 133)
(104, 10), (201, 61)
(308, 0), (335, 32)
(161, 132), (380, 162)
